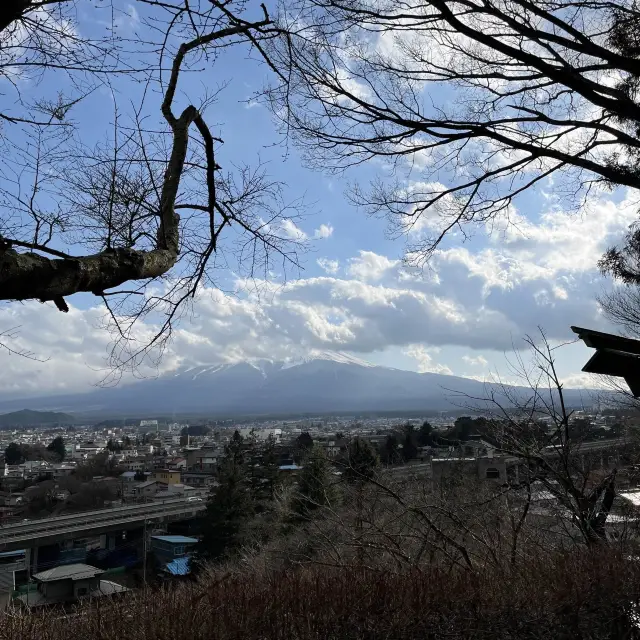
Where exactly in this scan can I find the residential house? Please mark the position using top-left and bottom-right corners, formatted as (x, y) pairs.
(122, 459), (146, 472)
(165, 457), (187, 471)
(120, 471), (138, 483)
(180, 471), (216, 489)
(184, 447), (219, 472)
(162, 483), (198, 497)
(151, 469), (181, 486)
(52, 465), (76, 479)
(15, 563), (127, 608)
(135, 480), (161, 498)
(150, 536), (198, 577)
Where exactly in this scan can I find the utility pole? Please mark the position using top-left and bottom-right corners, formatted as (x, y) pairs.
(143, 519), (147, 588)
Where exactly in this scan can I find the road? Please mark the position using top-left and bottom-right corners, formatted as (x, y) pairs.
(0, 497), (206, 551)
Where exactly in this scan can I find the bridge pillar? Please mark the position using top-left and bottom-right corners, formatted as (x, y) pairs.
(24, 546), (38, 574)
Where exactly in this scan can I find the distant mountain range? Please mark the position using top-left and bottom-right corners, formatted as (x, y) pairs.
(0, 409), (75, 426)
(0, 352), (598, 418)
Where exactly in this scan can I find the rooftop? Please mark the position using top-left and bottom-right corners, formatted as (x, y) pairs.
(33, 563), (104, 582)
(136, 480), (159, 489)
(151, 535), (198, 544)
(164, 557), (190, 576)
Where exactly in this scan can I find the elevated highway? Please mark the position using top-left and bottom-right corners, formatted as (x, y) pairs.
(0, 498), (206, 552)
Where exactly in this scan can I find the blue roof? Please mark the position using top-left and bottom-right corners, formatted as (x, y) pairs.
(151, 535), (198, 544)
(164, 557), (190, 576)
(0, 549), (25, 558)
(279, 464), (301, 470)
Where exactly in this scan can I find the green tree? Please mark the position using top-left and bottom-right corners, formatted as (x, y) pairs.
(401, 424), (418, 462)
(293, 431), (314, 463)
(293, 445), (336, 515)
(227, 430), (246, 466)
(106, 438), (122, 452)
(342, 438), (379, 484)
(380, 434), (401, 465)
(257, 434), (281, 500)
(296, 432), (314, 450)
(198, 457), (254, 562)
(418, 422), (434, 447)
(47, 436), (65, 461)
(4, 442), (24, 465)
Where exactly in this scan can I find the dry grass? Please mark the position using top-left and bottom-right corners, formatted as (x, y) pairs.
(2, 548), (640, 639)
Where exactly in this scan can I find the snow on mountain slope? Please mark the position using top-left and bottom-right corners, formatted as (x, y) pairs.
(280, 351), (376, 371)
(0, 354), (596, 416)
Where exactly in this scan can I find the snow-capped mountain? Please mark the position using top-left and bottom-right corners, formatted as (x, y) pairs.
(0, 353), (596, 417)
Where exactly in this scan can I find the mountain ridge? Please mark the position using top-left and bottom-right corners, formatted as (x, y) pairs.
(0, 409), (76, 426)
(0, 354), (598, 417)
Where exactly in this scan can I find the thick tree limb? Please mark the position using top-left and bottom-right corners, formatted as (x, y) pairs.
(0, 5), (272, 310)
(0, 245), (179, 302)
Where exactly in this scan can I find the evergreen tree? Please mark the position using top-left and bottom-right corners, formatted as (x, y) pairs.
(106, 438), (122, 452)
(227, 430), (246, 465)
(4, 442), (24, 465)
(198, 456), (254, 562)
(294, 445), (336, 515)
(293, 432), (314, 463)
(343, 437), (379, 484)
(296, 431), (314, 450)
(47, 436), (65, 461)
(380, 434), (401, 465)
(402, 424), (419, 462)
(258, 434), (281, 499)
(418, 421), (434, 447)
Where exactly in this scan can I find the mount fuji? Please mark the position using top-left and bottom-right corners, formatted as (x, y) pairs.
(0, 351), (596, 417)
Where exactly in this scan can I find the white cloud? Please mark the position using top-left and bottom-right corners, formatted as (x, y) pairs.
(0, 191), (635, 398)
(347, 250), (400, 281)
(462, 355), (488, 367)
(317, 258), (340, 274)
(279, 219), (308, 241)
(404, 345), (453, 375)
(559, 372), (606, 390)
(314, 223), (334, 239)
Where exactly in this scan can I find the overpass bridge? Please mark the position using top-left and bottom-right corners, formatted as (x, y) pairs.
(0, 497), (206, 553)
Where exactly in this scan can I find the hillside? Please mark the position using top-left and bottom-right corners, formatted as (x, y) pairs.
(0, 352), (597, 417)
(0, 409), (75, 427)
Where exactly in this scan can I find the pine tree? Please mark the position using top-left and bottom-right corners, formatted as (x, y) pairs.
(343, 437), (379, 484)
(418, 422), (434, 447)
(401, 424), (418, 462)
(4, 442), (24, 465)
(198, 457), (254, 562)
(47, 436), (65, 461)
(380, 434), (401, 465)
(258, 434), (281, 499)
(227, 430), (246, 465)
(293, 445), (336, 515)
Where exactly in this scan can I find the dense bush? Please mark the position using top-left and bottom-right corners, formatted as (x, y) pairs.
(3, 548), (640, 639)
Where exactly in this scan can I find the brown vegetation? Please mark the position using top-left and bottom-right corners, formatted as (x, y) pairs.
(3, 548), (640, 639)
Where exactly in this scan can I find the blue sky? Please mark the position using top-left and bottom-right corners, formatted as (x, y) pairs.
(0, 0), (636, 398)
